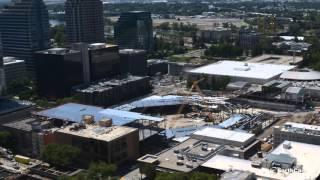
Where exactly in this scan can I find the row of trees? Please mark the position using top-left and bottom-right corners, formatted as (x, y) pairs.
(204, 44), (243, 58)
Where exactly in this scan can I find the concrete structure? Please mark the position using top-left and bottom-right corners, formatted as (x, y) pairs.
(273, 122), (320, 147)
(201, 141), (320, 180)
(3, 57), (26, 85)
(138, 127), (260, 172)
(187, 61), (295, 85)
(282, 87), (304, 102)
(115, 11), (153, 52)
(0, 0), (50, 75)
(119, 49), (147, 76)
(74, 76), (151, 107)
(55, 124), (139, 165)
(198, 27), (232, 43)
(65, 0), (105, 43)
(34, 48), (84, 98)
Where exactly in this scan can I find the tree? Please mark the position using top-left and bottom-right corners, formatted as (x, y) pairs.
(41, 144), (80, 168)
(58, 162), (117, 180)
(140, 164), (156, 180)
(86, 162), (117, 180)
(0, 131), (15, 150)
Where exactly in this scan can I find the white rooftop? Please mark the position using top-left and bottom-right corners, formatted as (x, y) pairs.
(192, 127), (255, 144)
(188, 61), (295, 80)
(201, 141), (320, 180)
(280, 70), (320, 81)
(281, 122), (320, 132)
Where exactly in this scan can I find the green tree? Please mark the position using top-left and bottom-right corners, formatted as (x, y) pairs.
(0, 131), (15, 150)
(58, 162), (117, 180)
(86, 162), (117, 180)
(41, 144), (80, 168)
(140, 164), (156, 180)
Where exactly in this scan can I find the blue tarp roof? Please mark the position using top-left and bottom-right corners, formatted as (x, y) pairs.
(36, 103), (164, 126)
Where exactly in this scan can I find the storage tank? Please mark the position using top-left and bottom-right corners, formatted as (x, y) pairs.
(99, 118), (112, 127)
(83, 115), (95, 124)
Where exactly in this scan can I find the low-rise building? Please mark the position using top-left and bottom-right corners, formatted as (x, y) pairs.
(74, 76), (151, 107)
(273, 122), (320, 147)
(201, 141), (320, 180)
(138, 127), (260, 173)
(198, 27), (232, 43)
(55, 124), (139, 165)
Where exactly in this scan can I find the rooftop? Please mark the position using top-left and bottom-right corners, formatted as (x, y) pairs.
(35, 103), (163, 126)
(3, 57), (24, 65)
(280, 69), (320, 81)
(75, 76), (147, 93)
(188, 61), (294, 80)
(191, 127), (255, 146)
(153, 138), (222, 172)
(246, 54), (303, 65)
(277, 122), (320, 136)
(2, 118), (50, 132)
(57, 125), (137, 142)
(201, 141), (320, 180)
(36, 48), (79, 55)
(119, 49), (146, 54)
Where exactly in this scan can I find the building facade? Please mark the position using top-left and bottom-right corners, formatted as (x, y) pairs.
(119, 49), (147, 76)
(65, 0), (105, 44)
(0, 0), (50, 76)
(34, 48), (84, 98)
(273, 122), (320, 147)
(74, 76), (151, 107)
(3, 57), (26, 85)
(115, 11), (153, 52)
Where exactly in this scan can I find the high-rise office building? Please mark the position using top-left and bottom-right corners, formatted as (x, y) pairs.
(65, 0), (105, 44)
(115, 11), (153, 52)
(34, 48), (84, 98)
(0, 0), (50, 76)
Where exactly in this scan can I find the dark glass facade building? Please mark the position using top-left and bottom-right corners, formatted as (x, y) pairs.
(115, 11), (153, 52)
(65, 0), (105, 44)
(119, 49), (147, 76)
(88, 43), (120, 81)
(0, 0), (50, 76)
(34, 48), (84, 98)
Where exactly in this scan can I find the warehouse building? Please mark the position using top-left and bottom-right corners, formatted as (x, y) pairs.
(273, 122), (320, 147)
(187, 61), (295, 88)
(74, 76), (151, 107)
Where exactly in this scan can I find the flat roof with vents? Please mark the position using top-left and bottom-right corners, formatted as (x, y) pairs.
(188, 61), (295, 83)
